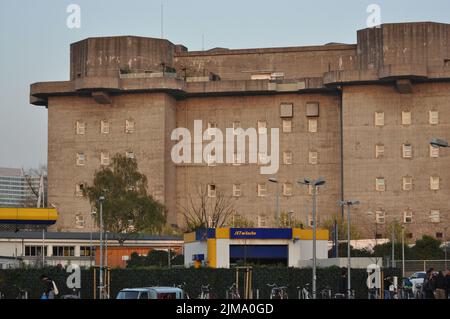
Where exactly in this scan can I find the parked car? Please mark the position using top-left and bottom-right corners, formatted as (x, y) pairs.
(116, 287), (185, 299)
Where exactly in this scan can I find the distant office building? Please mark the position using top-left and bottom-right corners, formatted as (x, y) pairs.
(0, 167), (47, 207)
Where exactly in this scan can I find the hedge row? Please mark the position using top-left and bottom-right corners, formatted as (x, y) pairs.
(0, 267), (400, 299)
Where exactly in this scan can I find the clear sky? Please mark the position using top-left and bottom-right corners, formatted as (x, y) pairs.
(1, 0), (450, 169)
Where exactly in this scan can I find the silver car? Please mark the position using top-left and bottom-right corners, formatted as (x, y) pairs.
(116, 287), (185, 299)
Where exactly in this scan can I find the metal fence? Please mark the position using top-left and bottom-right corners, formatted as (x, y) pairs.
(388, 259), (449, 275)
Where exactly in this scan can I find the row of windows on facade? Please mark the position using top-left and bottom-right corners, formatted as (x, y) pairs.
(24, 245), (93, 257)
(76, 151), (135, 166)
(375, 110), (440, 126)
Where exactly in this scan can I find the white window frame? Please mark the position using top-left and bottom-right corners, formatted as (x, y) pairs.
(283, 183), (293, 196)
(232, 184), (242, 197)
(403, 210), (413, 224)
(309, 151), (318, 165)
(207, 184), (216, 198)
(75, 183), (84, 197)
(75, 214), (85, 229)
(430, 145), (440, 158)
(125, 120), (135, 133)
(402, 176), (413, 191)
(376, 178), (386, 192)
(430, 210), (440, 223)
(257, 121), (267, 135)
(257, 183), (267, 197)
(257, 215), (267, 227)
(402, 111), (411, 126)
(76, 153), (85, 166)
(283, 151), (292, 165)
(126, 151), (135, 159)
(375, 144), (384, 159)
(258, 153), (268, 165)
(375, 112), (385, 126)
(282, 119), (292, 133)
(76, 121), (86, 135)
(430, 176), (440, 190)
(375, 211), (385, 224)
(207, 122), (217, 136)
(429, 110), (439, 125)
(101, 152), (110, 166)
(402, 144), (413, 158)
(101, 120), (110, 134)
(308, 118), (318, 133)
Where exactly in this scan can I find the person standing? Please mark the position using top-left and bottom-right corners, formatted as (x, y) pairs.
(422, 268), (435, 299)
(338, 268), (348, 298)
(40, 274), (58, 299)
(434, 271), (446, 299)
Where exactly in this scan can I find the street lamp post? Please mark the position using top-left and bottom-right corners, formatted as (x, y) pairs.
(339, 200), (360, 299)
(98, 196), (105, 299)
(429, 139), (449, 271)
(445, 227), (448, 270)
(391, 222), (395, 268)
(268, 178), (280, 227)
(401, 224), (405, 279)
(298, 177), (326, 299)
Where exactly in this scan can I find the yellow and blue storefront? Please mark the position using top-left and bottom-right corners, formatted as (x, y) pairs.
(184, 228), (329, 268)
(0, 207), (58, 231)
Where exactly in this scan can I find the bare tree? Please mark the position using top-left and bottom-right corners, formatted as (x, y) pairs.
(179, 185), (236, 231)
(22, 165), (47, 208)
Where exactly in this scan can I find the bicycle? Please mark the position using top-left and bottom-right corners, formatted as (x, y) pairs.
(175, 282), (190, 299)
(198, 284), (211, 299)
(267, 284), (288, 299)
(227, 283), (241, 299)
(319, 286), (332, 299)
(298, 283), (311, 299)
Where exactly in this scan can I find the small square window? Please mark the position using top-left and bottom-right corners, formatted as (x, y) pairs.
(430, 210), (440, 223)
(101, 120), (110, 134)
(430, 145), (440, 158)
(402, 144), (412, 158)
(76, 153), (85, 166)
(283, 151), (292, 165)
(233, 184), (241, 197)
(308, 119), (318, 133)
(101, 152), (110, 166)
(75, 214), (85, 229)
(403, 210), (413, 223)
(436, 232), (443, 239)
(430, 176), (440, 190)
(376, 178), (385, 192)
(403, 176), (413, 191)
(283, 183), (293, 196)
(282, 120), (292, 133)
(375, 144), (384, 158)
(125, 120), (135, 133)
(307, 214), (314, 227)
(126, 151), (135, 159)
(306, 102), (319, 117)
(208, 184), (216, 198)
(375, 112), (384, 126)
(257, 121), (267, 135)
(280, 103), (293, 118)
(257, 215), (267, 227)
(76, 121), (86, 135)
(307, 184), (319, 195)
(258, 153), (268, 165)
(309, 151), (318, 165)
(375, 211), (385, 224)
(402, 111), (411, 125)
(429, 110), (439, 125)
(257, 183), (267, 197)
(75, 183), (84, 197)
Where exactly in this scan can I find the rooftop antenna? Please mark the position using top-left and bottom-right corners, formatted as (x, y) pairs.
(160, 2), (164, 39)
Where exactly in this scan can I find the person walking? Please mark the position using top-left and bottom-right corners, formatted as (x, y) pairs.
(434, 271), (446, 299)
(422, 268), (435, 299)
(338, 268), (348, 298)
